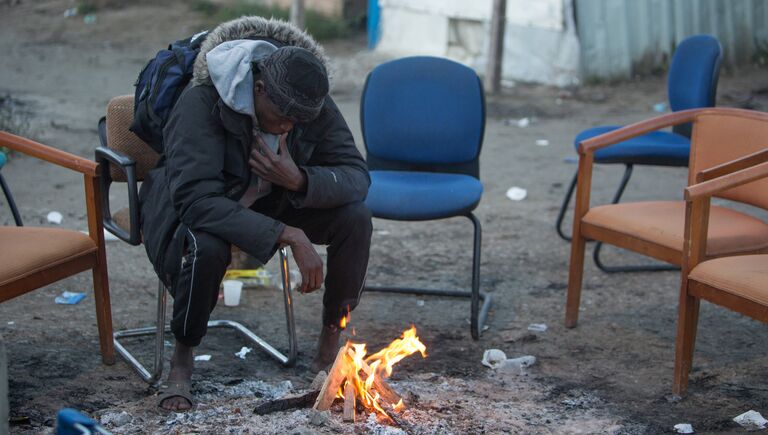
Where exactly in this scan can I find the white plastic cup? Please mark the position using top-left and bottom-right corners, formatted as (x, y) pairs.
(222, 280), (243, 306)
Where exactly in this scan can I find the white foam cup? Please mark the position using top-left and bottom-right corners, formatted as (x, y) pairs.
(223, 280), (243, 306)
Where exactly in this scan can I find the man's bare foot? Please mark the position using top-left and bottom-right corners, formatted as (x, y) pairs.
(159, 341), (194, 411)
(311, 324), (341, 372)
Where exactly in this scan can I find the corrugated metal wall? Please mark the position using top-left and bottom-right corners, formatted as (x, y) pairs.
(576, 0), (768, 81)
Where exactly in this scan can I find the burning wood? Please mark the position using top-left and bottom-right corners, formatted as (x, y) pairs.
(313, 326), (426, 425)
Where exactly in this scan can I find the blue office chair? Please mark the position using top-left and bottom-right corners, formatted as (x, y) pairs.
(556, 34), (722, 272)
(0, 151), (22, 226)
(56, 408), (111, 435)
(361, 56), (491, 339)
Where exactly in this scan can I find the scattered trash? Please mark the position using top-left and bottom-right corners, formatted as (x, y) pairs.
(481, 349), (507, 369)
(83, 14), (97, 25)
(235, 346), (252, 360)
(47, 211), (63, 224)
(505, 186), (527, 201)
(535, 139), (550, 146)
(63, 7), (78, 17)
(497, 355), (537, 375)
(224, 268), (271, 288)
(55, 291), (86, 305)
(517, 117), (530, 128)
(733, 410), (768, 429)
(79, 229), (120, 242)
(195, 355), (212, 362)
(375, 230), (390, 236)
(563, 156), (578, 164)
(100, 411), (131, 428)
(501, 330), (538, 343)
(653, 102), (668, 112)
(7, 321), (14, 325)
(674, 423), (694, 434)
(416, 300), (425, 307)
(527, 323), (548, 332)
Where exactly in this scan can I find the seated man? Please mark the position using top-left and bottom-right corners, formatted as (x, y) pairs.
(139, 16), (372, 412)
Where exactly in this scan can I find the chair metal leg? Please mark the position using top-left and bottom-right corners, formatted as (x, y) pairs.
(555, 170), (578, 241)
(0, 172), (22, 226)
(365, 213), (492, 340)
(114, 247), (297, 385)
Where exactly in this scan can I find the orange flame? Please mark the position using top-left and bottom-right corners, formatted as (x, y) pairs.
(335, 326), (426, 419)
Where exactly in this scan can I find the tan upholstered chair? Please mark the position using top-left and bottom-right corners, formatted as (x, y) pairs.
(97, 96), (296, 384)
(566, 108), (768, 327)
(673, 149), (768, 395)
(0, 131), (114, 365)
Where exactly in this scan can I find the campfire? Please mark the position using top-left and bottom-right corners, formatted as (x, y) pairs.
(254, 326), (427, 430)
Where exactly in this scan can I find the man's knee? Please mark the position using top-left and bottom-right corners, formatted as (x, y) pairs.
(187, 230), (231, 269)
(335, 202), (372, 238)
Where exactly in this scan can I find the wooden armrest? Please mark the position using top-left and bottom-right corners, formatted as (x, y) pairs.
(578, 109), (701, 154)
(0, 131), (98, 176)
(686, 160), (768, 200)
(696, 147), (768, 183)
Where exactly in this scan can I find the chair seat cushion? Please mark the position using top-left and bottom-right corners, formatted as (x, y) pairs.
(575, 126), (690, 166)
(689, 255), (768, 306)
(0, 227), (96, 287)
(582, 201), (768, 256)
(365, 170), (483, 220)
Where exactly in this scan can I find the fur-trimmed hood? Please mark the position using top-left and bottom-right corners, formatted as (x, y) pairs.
(191, 15), (328, 86)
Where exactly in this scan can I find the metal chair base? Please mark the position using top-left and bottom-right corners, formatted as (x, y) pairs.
(366, 213), (491, 340)
(556, 163), (677, 273)
(114, 247), (297, 385)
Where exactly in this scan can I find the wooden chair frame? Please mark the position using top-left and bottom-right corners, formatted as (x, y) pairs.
(565, 108), (768, 328)
(673, 149), (768, 395)
(0, 131), (114, 365)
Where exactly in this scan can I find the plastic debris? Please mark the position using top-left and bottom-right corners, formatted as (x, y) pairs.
(63, 7), (78, 17)
(224, 268), (271, 288)
(79, 229), (119, 242)
(674, 423), (694, 434)
(195, 355), (212, 362)
(416, 300), (425, 307)
(527, 323), (548, 332)
(47, 211), (63, 224)
(375, 230), (390, 236)
(535, 139), (550, 146)
(733, 410), (768, 429)
(481, 349), (507, 369)
(55, 291), (86, 305)
(235, 346), (252, 360)
(505, 186), (527, 201)
(497, 355), (537, 375)
(563, 156), (578, 163)
(653, 102), (668, 112)
(83, 14), (97, 24)
(517, 117), (530, 128)
(7, 321), (14, 325)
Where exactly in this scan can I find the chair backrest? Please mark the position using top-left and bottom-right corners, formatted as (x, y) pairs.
(101, 95), (160, 181)
(668, 34), (723, 137)
(360, 56), (485, 178)
(688, 108), (768, 210)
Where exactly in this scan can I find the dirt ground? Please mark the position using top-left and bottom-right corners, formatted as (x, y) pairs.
(2, 1), (768, 434)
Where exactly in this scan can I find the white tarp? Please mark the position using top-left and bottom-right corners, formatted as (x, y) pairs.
(376, 0), (580, 87)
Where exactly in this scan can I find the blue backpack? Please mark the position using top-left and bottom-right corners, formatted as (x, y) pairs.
(129, 30), (209, 153)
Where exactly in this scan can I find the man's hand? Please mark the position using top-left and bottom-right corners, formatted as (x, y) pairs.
(278, 225), (323, 294)
(249, 133), (307, 192)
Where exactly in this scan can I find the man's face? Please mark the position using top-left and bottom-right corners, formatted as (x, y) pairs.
(253, 80), (296, 135)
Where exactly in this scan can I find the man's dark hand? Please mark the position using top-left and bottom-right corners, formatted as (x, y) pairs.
(278, 225), (323, 293)
(249, 133), (307, 192)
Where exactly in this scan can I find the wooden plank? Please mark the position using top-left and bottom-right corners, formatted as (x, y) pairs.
(253, 390), (320, 415)
(342, 383), (355, 422)
(313, 344), (349, 411)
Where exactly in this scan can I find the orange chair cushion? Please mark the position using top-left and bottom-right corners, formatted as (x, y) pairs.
(0, 227), (97, 287)
(582, 201), (768, 256)
(689, 255), (768, 306)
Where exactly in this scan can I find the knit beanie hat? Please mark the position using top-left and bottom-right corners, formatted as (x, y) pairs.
(259, 46), (329, 123)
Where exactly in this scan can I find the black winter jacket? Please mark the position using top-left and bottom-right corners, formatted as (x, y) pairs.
(139, 84), (369, 282)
